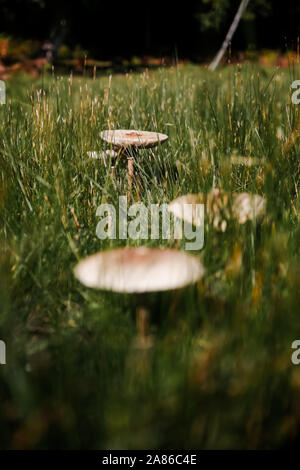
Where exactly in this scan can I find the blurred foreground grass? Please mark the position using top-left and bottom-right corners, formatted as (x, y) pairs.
(1, 65), (300, 449)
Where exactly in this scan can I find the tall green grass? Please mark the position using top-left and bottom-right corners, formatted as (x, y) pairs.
(1, 64), (300, 449)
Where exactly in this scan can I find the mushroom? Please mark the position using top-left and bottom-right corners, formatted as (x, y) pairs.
(232, 193), (266, 224)
(87, 149), (118, 168)
(74, 246), (203, 346)
(100, 129), (168, 195)
(168, 194), (204, 228)
(168, 190), (266, 231)
(168, 190), (229, 233)
(169, 190), (266, 289)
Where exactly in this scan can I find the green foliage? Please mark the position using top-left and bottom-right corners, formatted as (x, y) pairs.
(196, 0), (230, 32)
(7, 38), (41, 62)
(72, 45), (89, 61)
(0, 36), (41, 63)
(57, 45), (72, 61)
(196, 0), (272, 32)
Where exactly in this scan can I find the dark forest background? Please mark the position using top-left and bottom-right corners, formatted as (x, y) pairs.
(1, 0), (300, 62)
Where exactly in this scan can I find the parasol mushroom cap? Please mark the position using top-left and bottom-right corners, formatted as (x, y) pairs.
(168, 194), (204, 227)
(168, 190), (266, 230)
(87, 149), (118, 160)
(232, 193), (266, 224)
(100, 129), (168, 149)
(74, 247), (204, 293)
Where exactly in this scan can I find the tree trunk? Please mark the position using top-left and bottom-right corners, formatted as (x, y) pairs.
(209, 0), (250, 71)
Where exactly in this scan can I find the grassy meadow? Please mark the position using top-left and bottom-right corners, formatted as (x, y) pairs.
(1, 64), (300, 449)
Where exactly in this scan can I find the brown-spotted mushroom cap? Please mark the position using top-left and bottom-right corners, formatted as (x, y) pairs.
(100, 129), (168, 149)
(74, 247), (204, 293)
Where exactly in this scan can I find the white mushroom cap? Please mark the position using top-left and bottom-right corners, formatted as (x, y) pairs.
(232, 193), (266, 224)
(168, 190), (266, 229)
(74, 247), (204, 293)
(168, 194), (204, 227)
(100, 129), (168, 149)
(87, 149), (118, 160)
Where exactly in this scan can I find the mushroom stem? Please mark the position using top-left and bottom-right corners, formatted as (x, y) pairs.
(127, 307), (153, 377)
(136, 306), (150, 344)
(127, 157), (134, 199)
(250, 222), (256, 287)
(124, 147), (138, 202)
